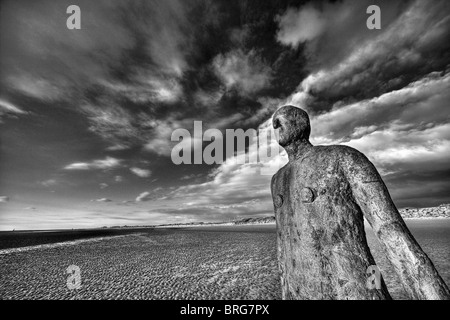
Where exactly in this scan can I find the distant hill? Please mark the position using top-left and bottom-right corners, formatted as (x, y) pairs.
(151, 204), (450, 228)
(155, 216), (275, 228)
(398, 204), (450, 219)
(233, 216), (276, 225)
(219, 204), (449, 226)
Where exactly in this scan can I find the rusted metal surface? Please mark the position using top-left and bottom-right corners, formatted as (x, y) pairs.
(271, 105), (450, 300)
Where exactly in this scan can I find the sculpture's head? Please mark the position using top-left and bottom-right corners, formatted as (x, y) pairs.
(272, 105), (311, 147)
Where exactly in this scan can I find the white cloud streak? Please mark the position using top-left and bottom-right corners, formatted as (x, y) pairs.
(130, 167), (152, 178)
(136, 191), (152, 202)
(64, 157), (122, 170)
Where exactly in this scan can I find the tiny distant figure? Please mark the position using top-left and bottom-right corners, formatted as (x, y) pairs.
(271, 105), (450, 300)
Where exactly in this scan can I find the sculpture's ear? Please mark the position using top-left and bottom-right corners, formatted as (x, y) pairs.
(270, 171), (279, 194)
(270, 168), (285, 197)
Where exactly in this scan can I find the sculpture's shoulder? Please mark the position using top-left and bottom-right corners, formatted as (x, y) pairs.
(317, 144), (380, 182)
(271, 162), (290, 190)
(313, 144), (364, 159)
(313, 144), (372, 168)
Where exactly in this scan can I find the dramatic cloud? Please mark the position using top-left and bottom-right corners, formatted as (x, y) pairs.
(143, 118), (207, 156)
(276, 5), (327, 44)
(277, 0), (450, 207)
(0, 196), (10, 203)
(309, 72), (450, 143)
(283, 0), (450, 112)
(213, 49), (272, 94)
(1, 0), (449, 229)
(276, 0), (411, 69)
(0, 0), (193, 102)
(165, 0), (450, 217)
(160, 120), (287, 216)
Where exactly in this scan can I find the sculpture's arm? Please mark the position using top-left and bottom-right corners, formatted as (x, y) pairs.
(342, 148), (450, 300)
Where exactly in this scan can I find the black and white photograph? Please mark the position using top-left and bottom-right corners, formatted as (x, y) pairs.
(0, 0), (449, 305)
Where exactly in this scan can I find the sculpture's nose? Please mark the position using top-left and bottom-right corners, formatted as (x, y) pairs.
(273, 117), (281, 129)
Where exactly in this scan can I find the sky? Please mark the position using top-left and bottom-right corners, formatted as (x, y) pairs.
(0, 0), (449, 230)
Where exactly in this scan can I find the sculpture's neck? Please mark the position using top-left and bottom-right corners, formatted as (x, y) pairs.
(285, 139), (314, 163)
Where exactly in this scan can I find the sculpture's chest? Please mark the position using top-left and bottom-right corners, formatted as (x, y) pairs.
(273, 156), (346, 218)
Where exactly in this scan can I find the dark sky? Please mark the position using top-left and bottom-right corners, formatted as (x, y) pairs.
(1, 0), (449, 230)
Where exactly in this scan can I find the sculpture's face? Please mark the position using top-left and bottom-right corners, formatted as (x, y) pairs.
(272, 106), (310, 147)
(272, 112), (292, 147)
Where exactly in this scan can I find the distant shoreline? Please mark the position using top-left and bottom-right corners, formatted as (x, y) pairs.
(155, 204), (450, 228)
(403, 217), (450, 220)
(155, 222), (277, 228)
(1, 205), (448, 232)
(155, 214), (450, 229)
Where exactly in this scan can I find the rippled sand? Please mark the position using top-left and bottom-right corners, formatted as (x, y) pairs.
(1, 222), (448, 300)
(0, 226), (280, 300)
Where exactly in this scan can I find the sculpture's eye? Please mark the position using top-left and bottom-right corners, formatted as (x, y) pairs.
(273, 117), (282, 129)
